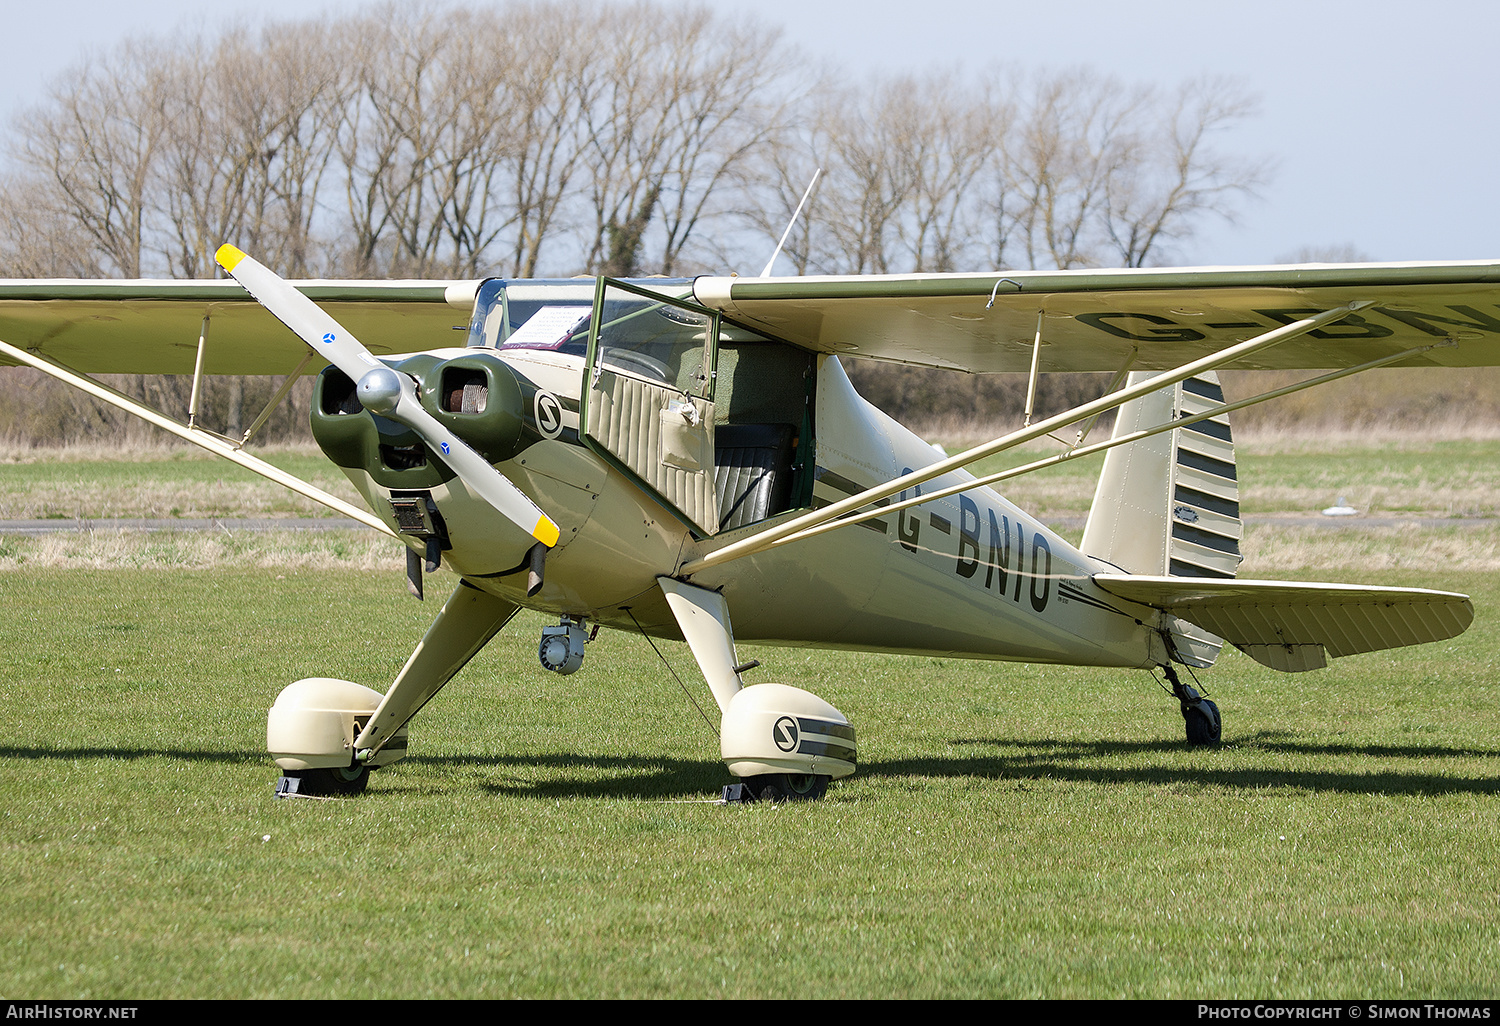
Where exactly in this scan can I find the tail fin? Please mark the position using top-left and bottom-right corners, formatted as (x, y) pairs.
(1082, 370), (1243, 577)
(1081, 371), (1242, 666)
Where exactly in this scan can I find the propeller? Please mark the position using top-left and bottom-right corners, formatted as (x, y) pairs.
(216, 245), (560, 551)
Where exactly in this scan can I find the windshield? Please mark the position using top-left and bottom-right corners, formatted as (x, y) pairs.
(464, 279), (592, 354)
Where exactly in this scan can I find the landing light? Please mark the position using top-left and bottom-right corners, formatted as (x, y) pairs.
(539, 617), (589, 674)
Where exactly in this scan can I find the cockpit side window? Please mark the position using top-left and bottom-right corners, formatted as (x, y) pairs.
(588, 280), (716, 399)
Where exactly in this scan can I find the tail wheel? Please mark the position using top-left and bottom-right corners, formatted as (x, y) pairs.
(1184, 698), (1222, 746)
(749, 773), (829, 802)
(1164, 666), (1222, 747)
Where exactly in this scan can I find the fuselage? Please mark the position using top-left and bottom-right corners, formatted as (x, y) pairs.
(687, 357), (1161, 668)
(314, 281), (1165, 670)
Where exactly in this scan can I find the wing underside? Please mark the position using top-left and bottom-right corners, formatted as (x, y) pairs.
(0, 279), (476, 374)
(692, 261), (1500, 372)
(10, 262), (1500, 376)
(1093, 574), (1474, 672)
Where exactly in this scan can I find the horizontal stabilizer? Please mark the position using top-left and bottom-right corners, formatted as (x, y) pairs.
(1093, 574), (1473, 672)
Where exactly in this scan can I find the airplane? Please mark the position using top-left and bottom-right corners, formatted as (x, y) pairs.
(0, 252), (1490, 800)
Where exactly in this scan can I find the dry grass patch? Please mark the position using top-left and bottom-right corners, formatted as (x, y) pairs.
(1239, 522), (1500, 575)
(0, 528), (405, 571)
(0, 476), (362, 520)
(0, 440), (325, 464)
(1234, 436), (1500, 517)
(926, 429), (1500, 519)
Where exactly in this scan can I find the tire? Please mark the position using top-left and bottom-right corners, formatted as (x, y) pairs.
(1184, 699), (1222, 746)
(749, 773), (829, 802)
(294, 765), (371, 796)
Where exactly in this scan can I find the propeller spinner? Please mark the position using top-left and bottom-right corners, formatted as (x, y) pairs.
(215, 245), (560, 550)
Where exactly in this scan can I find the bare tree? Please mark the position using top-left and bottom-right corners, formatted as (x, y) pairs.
(0, 177), (102, 277)
(748, 67), (1263, 277)
(244, 18), (354, 275)
(890, 75), (1002, 273)
(645, 10), (795, 275)
(1099, 77), (1266, 267)
(574, 8), (680, 273)
(574, 4), (794, 276)
(495, 3), (596, 278)
(748, 72), (1002, 277)
(808, 79), (924, 274)
(153, 36), (265, 278)
(734, 141), (822, 276)
(993, 70), (1148, 270)
(16, 40), (173, 278)
(412, 10), (521, 276)
(336, 5), (457, 276)
(2, 3), (1266, 285)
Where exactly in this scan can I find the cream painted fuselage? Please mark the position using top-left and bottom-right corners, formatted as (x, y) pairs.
(330, 346), (1163, 671)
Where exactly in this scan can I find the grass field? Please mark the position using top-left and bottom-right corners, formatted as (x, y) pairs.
(1, 437), (1498, 998)
(0, 445), (362, 520)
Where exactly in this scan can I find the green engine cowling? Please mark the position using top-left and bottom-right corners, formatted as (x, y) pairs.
(310, 352), (527, 487)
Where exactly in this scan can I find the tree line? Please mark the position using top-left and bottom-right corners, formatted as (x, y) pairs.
(0, 0), (1264, 444)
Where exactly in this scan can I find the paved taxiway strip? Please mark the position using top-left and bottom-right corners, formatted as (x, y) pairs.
(0, 515), (1493, 535)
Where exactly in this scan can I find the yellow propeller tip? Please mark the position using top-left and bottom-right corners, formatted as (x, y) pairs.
(215, 244), (247, 271)
(533, 518), (561, 549)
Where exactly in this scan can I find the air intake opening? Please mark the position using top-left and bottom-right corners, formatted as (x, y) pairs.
(442, 368), (488, 413)
(320, 369), (360, 415)
(380, 444), (428, 471)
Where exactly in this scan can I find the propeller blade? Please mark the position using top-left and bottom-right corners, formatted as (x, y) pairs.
(216, 245), (381, 383)
(216, 245), (560, 549)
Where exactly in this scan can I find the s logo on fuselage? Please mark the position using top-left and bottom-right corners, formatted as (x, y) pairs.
(535, 391), (564, 439)
(773, 716), (799, 752)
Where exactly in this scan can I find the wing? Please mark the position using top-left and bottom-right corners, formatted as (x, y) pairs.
(0, 276), (481, 538)
(692, 261), (1500, 372)
(1093, 574), (1474, 672)
(0, 279), (479, 374)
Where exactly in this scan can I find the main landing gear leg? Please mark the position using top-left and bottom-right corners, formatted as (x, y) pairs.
(1163, 664), (1221, 746)
(354, 581), (520, 758)
(658, 577), (856, 801)
(270, 581), (519, 796)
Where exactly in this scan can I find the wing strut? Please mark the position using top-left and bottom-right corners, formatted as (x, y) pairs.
(1023, 308), (1045, 427)
(680, 301), (1371, 574)
(187, 314), (211, 429)
(236, 350), (317, 448)
(1072, 346), (1138, 447)
(744, 339), (1451, 549)
(181, 312), (318, 447)
(0, 335), (398, 537)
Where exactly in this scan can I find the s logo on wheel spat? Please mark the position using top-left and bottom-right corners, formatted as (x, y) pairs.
(773, 716), (798, 752)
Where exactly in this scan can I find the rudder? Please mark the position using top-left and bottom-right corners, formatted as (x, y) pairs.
(1081, 370), (1243, 665)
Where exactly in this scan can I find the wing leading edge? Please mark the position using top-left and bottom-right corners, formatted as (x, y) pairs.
(1093, 574), (1474, 672)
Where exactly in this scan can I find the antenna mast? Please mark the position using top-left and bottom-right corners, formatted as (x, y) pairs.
(759, 168), (822, 277)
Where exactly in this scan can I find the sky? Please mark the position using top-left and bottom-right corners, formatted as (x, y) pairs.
(5, 0), (1498, 269)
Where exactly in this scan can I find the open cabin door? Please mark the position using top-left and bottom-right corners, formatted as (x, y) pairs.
(582, 279), (720, 535)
